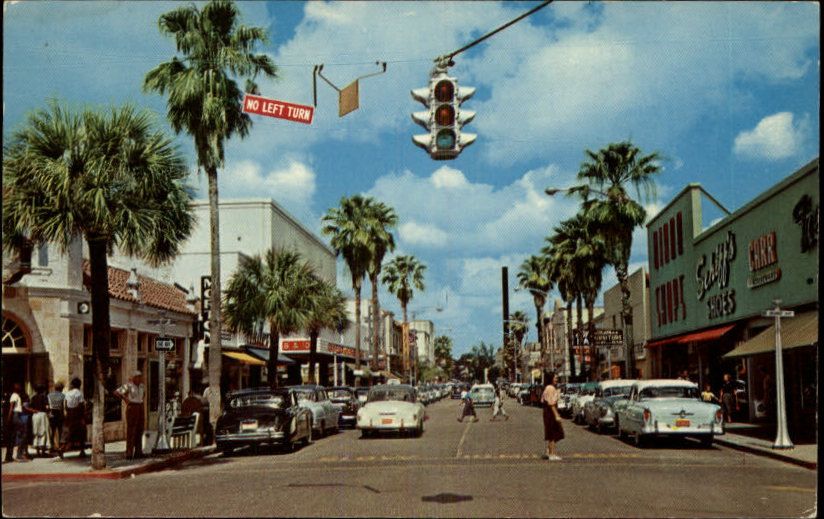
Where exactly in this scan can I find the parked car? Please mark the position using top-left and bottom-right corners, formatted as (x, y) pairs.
(451, 385), (464, 399)
(357, 384), (426, 438)
(356, 387), (370, 405)
(469, 383), (496, 408)
(570, 382), (598, 423)
(287, 385), (341, 437)
(215, 388), (312, 454)
(558, 383), (581, 417)
(328, 386), (360, 428)
(517, 384), (532, 405)
(615, 379), (724, 448)
(583, 379), (636, 433)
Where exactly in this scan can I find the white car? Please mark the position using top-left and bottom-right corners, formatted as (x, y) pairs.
(469, 383), (496, 407)
(570, 382), (598, 424)
(357, 384), (426, 438)
(287, 385), (341, 437)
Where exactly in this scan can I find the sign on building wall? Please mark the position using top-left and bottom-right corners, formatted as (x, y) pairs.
(282, 339), (310, 352)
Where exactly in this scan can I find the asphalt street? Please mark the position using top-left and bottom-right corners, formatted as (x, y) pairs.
(2, 396), (816, 518)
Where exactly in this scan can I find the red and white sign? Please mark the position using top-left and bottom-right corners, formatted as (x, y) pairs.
(327, 343), (356, 358)
(242, 94), (314, 125)
(281, 339), (310, 352)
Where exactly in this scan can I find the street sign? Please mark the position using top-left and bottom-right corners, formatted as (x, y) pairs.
(242, 94), (314, 125)
(592, 329), (624, 348)
(155, 337), (175, 351)
(764, 310), (794, 317)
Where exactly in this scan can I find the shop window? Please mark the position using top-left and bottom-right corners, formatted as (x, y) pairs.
(2, 315), (28, 349)
(676, 212), (684, 255)
(110, 330), (122, 351)
(669, 217), (676, 260)
(653, 230), (659, 269)
(37, 243), (48, 267)
(82, 355), (123, 422)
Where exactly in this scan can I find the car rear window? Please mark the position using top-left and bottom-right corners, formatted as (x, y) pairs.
(368, 389), (415, 403)
(329, 389), (353, 400)
(294, 391), (316, 402)
(229, 393), (287, 409)
(604, 386), (632, 397)
(640, 386), (699, 399)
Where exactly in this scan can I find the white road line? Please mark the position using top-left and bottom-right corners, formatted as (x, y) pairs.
(455, 421), (472, 458)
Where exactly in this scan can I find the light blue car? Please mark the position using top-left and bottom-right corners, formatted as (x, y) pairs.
(614, 379), (724, 448)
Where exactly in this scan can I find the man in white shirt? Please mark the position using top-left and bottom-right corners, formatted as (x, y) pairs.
(115, 371), (145, 459)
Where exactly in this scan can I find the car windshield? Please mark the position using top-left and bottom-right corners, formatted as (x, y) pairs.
(368, 388), (415, 403)
(294, 391), (316, 402)
(472, 387), (493, 396)
(604, 386), (632, 397)
(228, 393), (287, 409)
(640, 386), (700, 399)
(329, 389), (353, 400)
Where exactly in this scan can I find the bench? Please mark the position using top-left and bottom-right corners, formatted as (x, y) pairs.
(170, 412), (200, 449)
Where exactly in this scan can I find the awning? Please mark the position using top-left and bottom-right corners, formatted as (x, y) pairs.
(244, 346), (296, 365)
(724, 311), (818, 358)
(646, 324), (735, 349)
(222, 351), (266, 366)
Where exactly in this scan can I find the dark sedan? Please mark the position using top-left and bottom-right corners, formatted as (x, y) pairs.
(215, 388), (312, 454)
(328, 386), (360, 427)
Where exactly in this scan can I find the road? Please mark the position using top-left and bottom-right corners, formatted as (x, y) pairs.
(2, 396), (816, 517)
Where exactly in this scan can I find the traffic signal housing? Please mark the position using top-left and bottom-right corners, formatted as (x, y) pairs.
(411, 72), (476, 160)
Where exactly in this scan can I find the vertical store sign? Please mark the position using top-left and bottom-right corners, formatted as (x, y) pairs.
(200, 275), (211, 345)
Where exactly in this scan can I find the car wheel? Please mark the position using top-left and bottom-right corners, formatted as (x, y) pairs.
(699, 435), (714, 448)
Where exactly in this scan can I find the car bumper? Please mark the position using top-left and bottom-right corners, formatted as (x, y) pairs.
(643, 423), (725, 436)
(216, 430), (287, 447)
(339, 414), (357, 424)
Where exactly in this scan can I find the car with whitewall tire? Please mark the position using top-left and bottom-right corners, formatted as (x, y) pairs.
(583, 379), (635, 433)
(357, 384), (425, 438)
(287, 385), (341, 437)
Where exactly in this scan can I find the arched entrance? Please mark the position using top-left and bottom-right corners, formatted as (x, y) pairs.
(2, 313), (47, 396)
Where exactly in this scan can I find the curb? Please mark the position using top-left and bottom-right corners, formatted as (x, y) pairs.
(1, 447), (215, 482)
(714, 438), (817, 470)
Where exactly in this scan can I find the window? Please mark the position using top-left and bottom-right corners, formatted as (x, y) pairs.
(37, 244), (48, 267)
(663, 225), (670, 263)
(229, 392), (287, 409)
(669, 217), (676, 259)
(2, 315), (28, 349)
(676, 212), (684, 255)
(368, 388), (416, 403)
(653, 230), (659, 269)
(640, 386), (699, 400)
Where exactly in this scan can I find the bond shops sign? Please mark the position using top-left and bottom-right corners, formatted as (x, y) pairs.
(695, 230), (737, 320)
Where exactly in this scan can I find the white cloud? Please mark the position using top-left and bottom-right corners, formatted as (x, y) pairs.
(733, 112), (808, 160)
(399, 221), (449, 248)
(216, 159), (316, 205)
(430, 166), (469, 189)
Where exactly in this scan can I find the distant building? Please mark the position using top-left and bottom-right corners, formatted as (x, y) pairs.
(545, 300), (604, 382)
(602, 266), (652, 380)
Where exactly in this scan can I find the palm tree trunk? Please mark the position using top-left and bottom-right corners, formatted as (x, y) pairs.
(309, 330), (318, 384)
(616, 261), (635, 378)
(533, 297), (544, 375)
(575, 294), (584, 381)
(586, 295), (596, 381)
(353, 284), (362, 370)
(206, 165), (223, 433)
(401, 302), (408, 382)
(87, 236), (111, 470)
(267, 326), (279, 388)
(369, 272), (380, 372)
(566, 300), (575, 382)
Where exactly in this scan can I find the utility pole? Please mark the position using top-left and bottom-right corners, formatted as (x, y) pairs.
(501, 266), (510, 381)
(148, 311), (174, 454)
(764, 299), (795, 449)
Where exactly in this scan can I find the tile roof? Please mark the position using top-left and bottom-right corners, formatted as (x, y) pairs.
(82, 260), (196, 316)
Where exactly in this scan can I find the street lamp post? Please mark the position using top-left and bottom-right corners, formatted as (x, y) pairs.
(147, 310), (174, 454)
(764, 299), (795, 450)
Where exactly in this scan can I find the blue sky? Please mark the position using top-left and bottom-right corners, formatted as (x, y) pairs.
(4, 1), (820, 356)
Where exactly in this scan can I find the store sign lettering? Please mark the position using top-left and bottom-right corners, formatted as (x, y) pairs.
(792, 195), (819, 253)
(747, 231), (781, 289)
(707, 289), (736, 319)
(282, 340), (310, 351)
(695, 230), (736, 301)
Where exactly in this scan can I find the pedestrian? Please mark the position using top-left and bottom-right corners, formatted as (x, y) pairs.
(8, 384), (32, 462)
(2, 389), (14, 463)
(202, 379), (215, 445)
(457, 391), (478, 423)
(719, 373), (738, 423)
(59, 377), (87, 459)
(47, 381), (66, 455)
(491, 387), (509, 421)
(540, 372), (564, 461)
(701, 384), (719, 404)
(115, 371), (145, 460)
(29, 384), (51, 457)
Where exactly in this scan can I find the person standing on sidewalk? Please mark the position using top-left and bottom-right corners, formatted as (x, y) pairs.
(47, 381), (66, 456)
(115, 371), (145, 460)
(29, 384), (51, 457)
(59, 378), (87, 459)
(7, 384), (32, 462)
(719, 373), (739, 424)
(540, 372), (564, 461)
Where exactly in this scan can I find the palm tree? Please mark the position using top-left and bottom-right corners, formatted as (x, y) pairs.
(322, 195), (372, 370)
(509, 310), (529, 382)
(223, 249), (316, 387)
(145, 0), (277, 425)
(305, 279), (349, 385)
(363, 200), (397, 371)
(569, 141), (662, 377)
(381, 255), (426, 380)
(3, 102), (194, 469)
(542, 242), (577, 381)
(517, 255), (553, 366)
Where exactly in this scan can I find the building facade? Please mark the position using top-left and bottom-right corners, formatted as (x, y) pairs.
(410, 320), (435, 367)
(646, 158), (818, 435)
(602, 267), (652, 380)
(545, 300), (604, 382)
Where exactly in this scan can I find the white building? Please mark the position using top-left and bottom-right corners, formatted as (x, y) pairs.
(409, 320), (435, 366)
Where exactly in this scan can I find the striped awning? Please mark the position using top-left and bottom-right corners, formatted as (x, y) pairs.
(222, 351), (266, 366)
(724, 311), (818, 358)
(647, 324), (735, 349)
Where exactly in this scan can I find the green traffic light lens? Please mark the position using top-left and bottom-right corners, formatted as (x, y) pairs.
(436, 129), (456, 150)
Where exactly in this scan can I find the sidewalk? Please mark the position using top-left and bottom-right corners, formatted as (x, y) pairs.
(715, 423), (817, 470)
(1, 441), (215, 481)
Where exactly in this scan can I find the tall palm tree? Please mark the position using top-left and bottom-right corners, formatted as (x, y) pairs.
(305, 279), (349, 385)
(509, 310), (529, 382)
(517, 255), (553, 366)
(223, 249), (316, 387)
(145, 0), (277, 425)
(363, 200), (397, 371)
(543, 242), (577, 381)
(322, 195), (372, 370)
(569, 141), (661, 377)
(381, 255), (426, 381)
(3, 102), (194, 469)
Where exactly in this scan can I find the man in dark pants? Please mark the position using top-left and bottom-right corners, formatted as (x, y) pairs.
(115, 371), (145, 459)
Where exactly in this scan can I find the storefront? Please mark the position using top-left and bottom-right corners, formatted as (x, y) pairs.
(646, 158), (818, 432)
(279, 337), (357, 386)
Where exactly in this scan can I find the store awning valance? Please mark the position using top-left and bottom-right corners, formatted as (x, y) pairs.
(646, 324), (735, 349)
(244, 346), (296, 365)
(223, 351), (266, 366)
(724, 311), (818, 358)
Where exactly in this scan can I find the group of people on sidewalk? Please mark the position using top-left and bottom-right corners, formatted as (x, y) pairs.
(3, 378), (88, 462)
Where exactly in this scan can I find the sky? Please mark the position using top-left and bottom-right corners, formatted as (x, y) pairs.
(3, 1), (820, 356)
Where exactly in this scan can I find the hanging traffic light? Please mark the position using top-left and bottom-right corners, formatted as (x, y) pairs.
(411, 69), (476, 160)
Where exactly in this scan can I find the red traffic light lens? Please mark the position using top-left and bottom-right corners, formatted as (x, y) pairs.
(434, 80), (454, 102)
(435, 104), (455, 126)
(436, 129), (456, 150)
